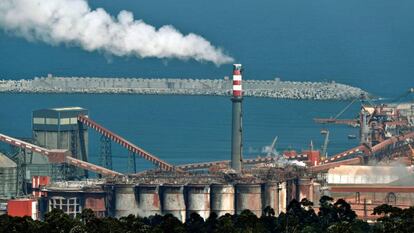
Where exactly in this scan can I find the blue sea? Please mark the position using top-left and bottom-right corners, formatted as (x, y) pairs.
(1, 0), (413, 172)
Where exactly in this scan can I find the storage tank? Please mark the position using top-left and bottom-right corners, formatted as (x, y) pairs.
(287, 179), (299, 203)
(298, 178), (313, 202)
(0, 153), (17, 197)
(160, 185), (186, 222)
(264, 183), (279, 215)
(185, 184), (210, 219)
(136, 184), (161, 217)
(210, 184), (235, 216)
(278, 182), (287, 214)
(235, 184), (262, 216)
(114, 184), (139, 218)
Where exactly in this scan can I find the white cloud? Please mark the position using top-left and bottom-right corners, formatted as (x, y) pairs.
(0, 0), (234, 65)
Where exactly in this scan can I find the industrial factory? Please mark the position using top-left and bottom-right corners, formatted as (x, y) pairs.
(1, 64), (414, 221)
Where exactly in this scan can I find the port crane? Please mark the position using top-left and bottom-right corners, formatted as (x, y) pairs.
(267, 136), (279, 157)
(314, 96), (363, 126)
(320, 129), (330, 158)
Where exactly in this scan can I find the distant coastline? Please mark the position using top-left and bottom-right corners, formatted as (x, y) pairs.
(0, 75), (368, 100)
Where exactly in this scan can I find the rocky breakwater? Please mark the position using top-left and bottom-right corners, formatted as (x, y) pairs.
(0, 75), (368, 100)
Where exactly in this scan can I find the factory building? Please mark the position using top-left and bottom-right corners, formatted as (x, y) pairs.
(32, 107), (89, 179)
(38, 177), (317, 222)
(39, 180), (106, 218)
(327, 165), (414, 220)
(0, 152), (17, 198)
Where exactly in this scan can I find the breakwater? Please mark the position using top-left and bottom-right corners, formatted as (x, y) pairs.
(0, 75), (368, 100)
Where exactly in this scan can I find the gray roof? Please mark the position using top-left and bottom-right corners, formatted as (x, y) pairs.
(0, 153), (17, 168)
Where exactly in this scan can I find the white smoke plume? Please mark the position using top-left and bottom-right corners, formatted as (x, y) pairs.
(0, 0), (234, 65)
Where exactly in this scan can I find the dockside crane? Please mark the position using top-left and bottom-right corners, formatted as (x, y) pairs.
(320, 129), (330, 158)
(314, 93), (376, 127)
(314, 97), (360, 126)
(267, 136), (279, 157)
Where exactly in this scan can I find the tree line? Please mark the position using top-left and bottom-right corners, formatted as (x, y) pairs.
(1, 196), (413, 233)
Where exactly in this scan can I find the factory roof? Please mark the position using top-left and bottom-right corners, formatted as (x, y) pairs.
(0, 152), (16, 168)
(42, 179), (106, 191)
(328, 165), (412, 176)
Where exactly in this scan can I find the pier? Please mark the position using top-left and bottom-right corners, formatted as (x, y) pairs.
(0, 75), (367, 100)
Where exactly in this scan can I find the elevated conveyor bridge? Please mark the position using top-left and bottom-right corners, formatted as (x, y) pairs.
(77, 115), (181, 172)
(0, 133), (122, 177)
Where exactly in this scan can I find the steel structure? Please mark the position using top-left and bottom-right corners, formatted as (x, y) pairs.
(77, 115), (180, 172)
(176, 156), (276, 171)
(100, 135), (113, 170)
(128, 151), (137, 173)
(0, 133), (121, 177)
(314, 118), (358, 126)
(308, 157), (362, 173)
(177, 131), (414, 173)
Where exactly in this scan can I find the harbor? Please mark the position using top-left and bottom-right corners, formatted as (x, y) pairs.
(0, 65), (413, 222)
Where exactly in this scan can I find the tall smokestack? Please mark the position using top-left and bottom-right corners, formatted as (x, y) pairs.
(231, 64), (243, 172)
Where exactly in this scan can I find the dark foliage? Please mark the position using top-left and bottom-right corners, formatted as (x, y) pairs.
(371, 204), (414, 233)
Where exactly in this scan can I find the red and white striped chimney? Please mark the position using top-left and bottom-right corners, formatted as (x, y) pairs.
(232, 64), (242, 98)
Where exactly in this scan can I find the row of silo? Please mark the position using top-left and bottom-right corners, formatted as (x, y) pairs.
(108, 181), (314, 221)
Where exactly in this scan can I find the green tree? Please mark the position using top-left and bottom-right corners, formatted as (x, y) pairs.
(216, 213), (236, 233)
(186, 212), (205, 233)
(234, 209), (267, 233)
(0, 215), (45, 233)
(151, 214), (185, 233)
(372, 205), (414, 233)
(43, 208), (81, 233)
(119, 214), (150, 233)
(204, 212), (219, 233)
(260, 206), (277, 233)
